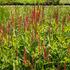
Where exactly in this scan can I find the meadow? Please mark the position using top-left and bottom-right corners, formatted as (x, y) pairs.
(0, 6), (70, 70)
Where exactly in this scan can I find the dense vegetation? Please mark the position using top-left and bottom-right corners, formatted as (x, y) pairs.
(0, 6), (70, 70)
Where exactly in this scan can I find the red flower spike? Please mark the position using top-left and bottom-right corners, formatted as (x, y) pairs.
(18, 16), (22, 31)
(42, 7), (44, 22)
(38, 43), (41, 55)
(36, 32), (41, 55)
(67, 15), (70, 22)
(0, 26), (3, 34)
(55, 13), (58, 31)
(0, 24), (4, 39)
(31, 7), (41, 24)
(23, 48), (27, 64)
(31, 31), (34, 41)
(0, 24), (4, 34)
(44, 47), (47, 60)
(11, 16), (15, 28)
(24, 16), (29, 31)
(62, 16), (66, 32)
(64, 62), (66, 70)
(36, 9), (40, 23)
(6, 23), (10, 34)
(54, 9), (59, 31)
(31, 7), (36, 23)
(48, 23), (52, 34)
(15, 49), (18, 60)
(36, 32), (39, 41)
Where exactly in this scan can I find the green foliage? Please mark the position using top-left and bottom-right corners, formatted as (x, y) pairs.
(0, 6), (70, 70)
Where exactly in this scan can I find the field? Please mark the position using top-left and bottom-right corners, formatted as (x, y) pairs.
(0, 6), (70, 70)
